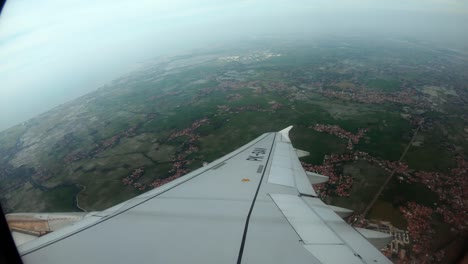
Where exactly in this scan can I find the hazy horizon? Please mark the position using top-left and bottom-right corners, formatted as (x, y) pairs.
(1, 0), (468, 131)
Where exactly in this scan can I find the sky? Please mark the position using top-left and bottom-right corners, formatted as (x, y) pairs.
(0, 0), (467, 131)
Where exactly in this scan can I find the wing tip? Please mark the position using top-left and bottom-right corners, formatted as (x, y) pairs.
(279, 125), (293, 142)
(279, 125), (293, 133)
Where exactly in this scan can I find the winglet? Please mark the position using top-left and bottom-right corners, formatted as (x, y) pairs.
(279, 126), (293, 143)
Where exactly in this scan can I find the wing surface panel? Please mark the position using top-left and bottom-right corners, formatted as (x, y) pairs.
(21, 133), (276, 264)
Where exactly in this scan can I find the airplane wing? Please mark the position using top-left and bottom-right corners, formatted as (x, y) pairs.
(15, 126), (392, 264)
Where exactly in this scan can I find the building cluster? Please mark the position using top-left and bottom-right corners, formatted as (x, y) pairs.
(150, 153), (192, 189)
(227, 93), (243, 101)
(228, 105), (264, 113)
(407, 156), (467, 231)
(270, 102), (283, 110)
(122, 119), (209, 192)
(216, 103), (282, 115)
(185, 145), (199, 155)
(150, 173), (182, 189)
(311, 123), (368, 150)
(399, 202), (445, 262)
(122, 167), (146, 190)
(218, 51), (281, 64)
(301, 161), (352, 198)
(121, 156), (194, 192)
(334, 174), (353, 197)
(216, 105), (231, 113)
(301, 150), (410, 198)
(122, 119), (209, 191)
(169, 154), (192, 177)
(169, 118), (209, 142)
(266, 81), (289, 91)
(324, 151), (411, 177)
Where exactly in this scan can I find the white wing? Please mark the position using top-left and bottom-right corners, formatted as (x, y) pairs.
(15, 127), (391, 264)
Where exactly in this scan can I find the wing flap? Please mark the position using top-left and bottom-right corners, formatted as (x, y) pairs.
(270, 194), (342, 245)
(270, 194), (392, 263)
(302, 196), (391, 263)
